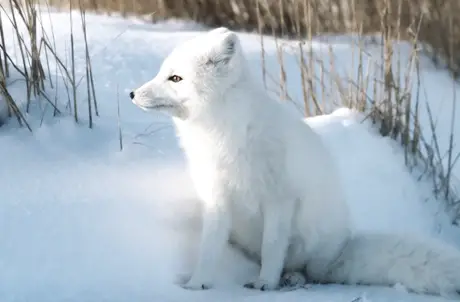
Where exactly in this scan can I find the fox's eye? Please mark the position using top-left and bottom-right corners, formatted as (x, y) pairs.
(168, 75), (183, 83)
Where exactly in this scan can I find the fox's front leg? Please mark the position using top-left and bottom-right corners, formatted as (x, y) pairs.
(181, 192), (231, 290)
(244, 202), (293, 291)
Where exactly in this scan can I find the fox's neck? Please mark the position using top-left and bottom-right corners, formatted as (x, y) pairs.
(181, 79), (254, 125)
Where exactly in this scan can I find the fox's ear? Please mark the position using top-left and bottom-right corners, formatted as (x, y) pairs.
(205, 31), (238, 67)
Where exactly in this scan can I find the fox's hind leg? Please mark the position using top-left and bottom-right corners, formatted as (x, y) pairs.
(279, 271), (311, 291)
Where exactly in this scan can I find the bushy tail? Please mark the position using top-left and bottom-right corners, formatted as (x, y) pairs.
(325, 233), (460, 298)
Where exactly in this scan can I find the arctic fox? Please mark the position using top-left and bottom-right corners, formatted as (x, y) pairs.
(130, 27), (460, 298)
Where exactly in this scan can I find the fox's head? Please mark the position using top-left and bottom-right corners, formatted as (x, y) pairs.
(130, 27), (245, 119)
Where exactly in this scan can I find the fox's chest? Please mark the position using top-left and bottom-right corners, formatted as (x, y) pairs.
(176, 125), (283, 258)
(184, 140), (252, 198)
(176, 120), (284, 209)
(178, 125), (250, 180)
(179, 130), (267, 208)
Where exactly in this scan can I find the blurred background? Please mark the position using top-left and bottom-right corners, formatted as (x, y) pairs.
(46, 0), (460, 78)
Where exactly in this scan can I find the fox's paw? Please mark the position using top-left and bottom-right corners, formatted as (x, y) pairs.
(278, 271), (311, 291)
(244, 279), (279, 291)
(280, 271), (307, 288)
(177, 273), (212, 291)
(181, 281), (211, 291)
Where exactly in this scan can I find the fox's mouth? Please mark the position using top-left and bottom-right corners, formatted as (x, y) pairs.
(150, 104), (176, 110)
(137, 104), (176, 112)
(133, 98), (176, 111)
(145, 104), (176, 113)
(132, 96), (186, 118)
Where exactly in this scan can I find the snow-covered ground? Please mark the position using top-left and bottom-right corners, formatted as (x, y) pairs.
(1, 10), (460, 302)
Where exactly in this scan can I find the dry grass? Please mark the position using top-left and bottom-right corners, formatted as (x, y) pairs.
(0, 0), (459, 217)
(44, 0), (460, 79)
(0, 0), (98, 129)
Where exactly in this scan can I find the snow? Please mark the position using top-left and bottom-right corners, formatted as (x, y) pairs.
(1, 9), (460, 302)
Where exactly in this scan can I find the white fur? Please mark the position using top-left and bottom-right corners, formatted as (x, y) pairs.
(131, 27), (460, 297)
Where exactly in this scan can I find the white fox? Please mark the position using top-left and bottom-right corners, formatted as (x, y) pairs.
(130, 27), (460, 298)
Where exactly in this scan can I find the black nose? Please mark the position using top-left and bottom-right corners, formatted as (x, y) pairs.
(129, 91), (135, 100)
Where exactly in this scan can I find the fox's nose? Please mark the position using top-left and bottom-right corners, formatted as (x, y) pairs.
(129, 91), (135, 100)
